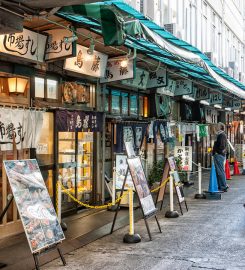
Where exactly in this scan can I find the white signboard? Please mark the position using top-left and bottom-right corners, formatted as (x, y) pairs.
(235, 144), (243, 162)
(175, 79), (193, 96)
(64, 44), (108, 78)
(45, 29), (74, 61)
(116, 155), (134, 190)
(147, 68), (167, 88)
(122, 68), (149, 89)
(157, 78), (176, 96)
(100, 57), (134, 83)
(232, 100), (242, 110)
(174, 146), (192, 171)
(193, 87), (209, 100)
(209, 92), (223, 104)
(0, 28), (47, 62)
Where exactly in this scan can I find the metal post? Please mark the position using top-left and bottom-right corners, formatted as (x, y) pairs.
(123, 188), (141, 243)
(108, 162), (117, 211)
(195, 163), (206, 199)
(165, 173), (179, 218)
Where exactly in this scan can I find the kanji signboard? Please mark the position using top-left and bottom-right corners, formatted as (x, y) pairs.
(174, 146), (192, 171)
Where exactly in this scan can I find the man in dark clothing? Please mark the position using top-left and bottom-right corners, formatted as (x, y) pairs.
(212, 124), (228, 192)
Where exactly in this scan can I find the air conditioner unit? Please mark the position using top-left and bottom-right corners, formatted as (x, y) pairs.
(229, 61), (239, 80)
(164, 23), (184, 39)
(224, 67), (234, 77)
(204, 52), (218, 66)
(239, 72), (245, 83)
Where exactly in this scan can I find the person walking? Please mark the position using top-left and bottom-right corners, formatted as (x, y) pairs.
(212, 124), (229, 192)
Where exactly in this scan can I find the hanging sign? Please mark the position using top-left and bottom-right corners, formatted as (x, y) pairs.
(116, 154), (134, 190)
(100, 57), (134, 83)
(45, 29), (76, 61)
(174, 146), (192, 171)
(157, 78), (176, 96)
(122, 68), (149, 89)
(232, 100), (242, 110)
(127, 156), (156, 216)
(193, 86), (209, 100)
(0, 28), (48, 62)
(174, 79), (193, 96)
(209, 92), (223, 104)
(147, 68), (167, 88)
(62, 82), (90, 104)
(223, 99), (233, 108)
(4, 159), (65, 253)
(64, 44), (108, 78)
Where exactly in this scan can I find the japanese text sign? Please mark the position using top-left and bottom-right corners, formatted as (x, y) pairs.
(209, 92), (223, 104)
(147, 68), (167, 88)
(122, 68), (149, 89)
(64, 44), (108, 78)
(193, 86), (209, 100)
(0, 28), (47, 62)
(232, 100), (242, 110)
(174, 79), (193, 96)
(100, 57), (134, 83)
(174, 146), (192, 171)
(157, 78), (176, 96)
(45, 29), (75, 61)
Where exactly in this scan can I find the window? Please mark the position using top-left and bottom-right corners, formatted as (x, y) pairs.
(35, 77), (45, 98)
(111, 90), (120, 114)
(121, 92), (129, 115)
(34, 76), (59, 101)
(47, 79), (58, 99)
(130, 94), (138, 116)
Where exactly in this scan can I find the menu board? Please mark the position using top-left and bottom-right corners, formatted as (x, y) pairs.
(174, 146), (193, 171)
(127, 157), (156, 216)
(115, 155), (134, 190)
(4, 159), (65, 253)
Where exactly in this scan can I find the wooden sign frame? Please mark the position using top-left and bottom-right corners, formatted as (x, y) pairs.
(156, 158), (188, 215)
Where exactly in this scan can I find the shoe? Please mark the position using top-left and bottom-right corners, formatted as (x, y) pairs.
(222, 187), (228, 192)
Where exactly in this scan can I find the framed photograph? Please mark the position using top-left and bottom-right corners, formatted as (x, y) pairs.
(127, 157), (156, 216)
(76, 84), (90, 103)
(3, 159), (65, 254)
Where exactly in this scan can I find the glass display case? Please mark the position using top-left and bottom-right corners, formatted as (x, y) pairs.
(58, 131), (93, 213)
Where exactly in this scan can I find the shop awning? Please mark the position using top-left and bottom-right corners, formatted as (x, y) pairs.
(56, 1), (245, 99)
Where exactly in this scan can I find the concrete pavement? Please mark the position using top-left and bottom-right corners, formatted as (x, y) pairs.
(43, 175), (245, 270)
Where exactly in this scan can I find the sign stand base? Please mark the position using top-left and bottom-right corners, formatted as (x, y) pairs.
(204, 191), (222, 200)
(123, 233), (141, 243)
(165, 210), (179, 218)
(61, 221), (68, 231)
(0, 263), (7, 269)
(33, 245), (66, 270)
(194, 193), (206, 199)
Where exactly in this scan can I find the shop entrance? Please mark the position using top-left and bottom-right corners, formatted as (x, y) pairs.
(58, 131), (94, 214)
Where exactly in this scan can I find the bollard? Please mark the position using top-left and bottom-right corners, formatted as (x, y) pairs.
(195, 163), (206, 199)
(108, 162), (118, 211)
(123, 188), (141, 243)
(165, 173), (179, 218)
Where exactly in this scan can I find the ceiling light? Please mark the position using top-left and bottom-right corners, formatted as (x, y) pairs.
(225, 107), (231, 111)
(200, 100), (210, 105)
(63, 33), (78, 43)
(214, 104), (222, 109)
(182, 95), (195, 101)
(234, 110), (240, 113)
(8, 77), (28, 94)
(87, 38), (95, 55)
(120, 59), (128, 68)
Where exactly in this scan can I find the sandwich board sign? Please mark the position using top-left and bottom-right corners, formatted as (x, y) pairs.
(3, 159), (65, 254)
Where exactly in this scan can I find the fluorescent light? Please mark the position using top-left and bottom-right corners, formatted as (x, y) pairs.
(234, 110), (240, 113)
(240, 111), (245, 115)
(214, 104), (222, 109)
(200, 100), (210, 105)
(225, 107), (231, 111)
(182, 95), (195, 101)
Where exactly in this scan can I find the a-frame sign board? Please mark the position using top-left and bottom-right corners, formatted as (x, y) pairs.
(110, 142), (162, 240)
(156, 157), (188, 215)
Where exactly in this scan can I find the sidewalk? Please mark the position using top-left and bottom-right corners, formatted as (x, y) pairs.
(42, 174), (245, 270)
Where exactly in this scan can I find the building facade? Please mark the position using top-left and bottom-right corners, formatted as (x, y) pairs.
(126, 0), (245, 83)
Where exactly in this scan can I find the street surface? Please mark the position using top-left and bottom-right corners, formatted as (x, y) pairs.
(44, 176), (245, 270)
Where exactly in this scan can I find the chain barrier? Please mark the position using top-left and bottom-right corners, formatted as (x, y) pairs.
(192, 161), (211, 170)
(55, 177), (170, 211)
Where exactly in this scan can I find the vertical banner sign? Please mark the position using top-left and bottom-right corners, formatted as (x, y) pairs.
(127, 157), (156, 216)
(122, 68), (149, 89)
(157, 78), (176, 96)
(209, 92), (223, 104)
(4, 159), (65, 253)
(100, 57), (134, 83)
(147, 68), (167, 88)
(174, 146), (193, 171)
(174, 80), (193, 96)
(45, 29), (75, 61)
(0, 28), (47, 62)
(64, 44), (108, 78)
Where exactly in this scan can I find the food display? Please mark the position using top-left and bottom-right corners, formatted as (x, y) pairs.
(4, 159), (65, 253)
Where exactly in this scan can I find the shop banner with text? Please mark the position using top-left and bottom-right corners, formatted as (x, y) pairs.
(56, 110), (103, 132)
(0, 28), (47, 62)
(4, 159), (65, 253)
(0, 108), (44, 151)
(174, 146), (192, 171)
(121, 68), (149, 89)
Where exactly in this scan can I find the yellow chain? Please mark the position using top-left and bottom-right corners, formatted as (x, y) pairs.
(56, 177), (170, 210)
